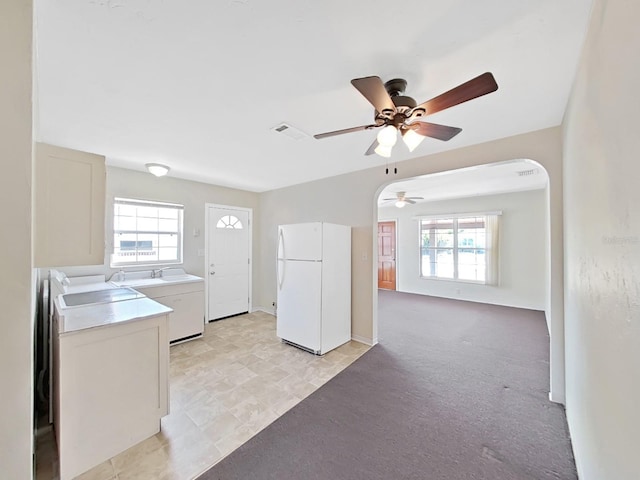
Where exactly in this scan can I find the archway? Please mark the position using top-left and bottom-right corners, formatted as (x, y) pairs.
(371, 159), (562, 402)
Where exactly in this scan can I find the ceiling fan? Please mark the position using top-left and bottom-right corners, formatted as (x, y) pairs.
(383, 191), (424, 208)
(314, 72), (498, 157)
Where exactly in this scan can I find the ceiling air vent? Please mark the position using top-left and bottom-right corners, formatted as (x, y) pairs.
(517, 168), (539, 177)
(271, 122), (309, 140)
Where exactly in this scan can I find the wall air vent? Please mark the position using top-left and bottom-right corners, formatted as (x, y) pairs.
(271, 122), (309, 140)
(517, 168), (539, 177)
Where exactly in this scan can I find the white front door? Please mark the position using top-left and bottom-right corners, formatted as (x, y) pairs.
(207, 205), (251, 321)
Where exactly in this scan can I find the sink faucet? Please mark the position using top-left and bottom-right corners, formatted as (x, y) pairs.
(151, 267), (171, 278)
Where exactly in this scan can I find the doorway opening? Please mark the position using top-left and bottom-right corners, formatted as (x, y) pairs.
(374, 159), (558, 398)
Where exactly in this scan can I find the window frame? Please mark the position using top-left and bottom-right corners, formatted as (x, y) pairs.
(418, 213), (499, 284)
(111, 197), (184, 267)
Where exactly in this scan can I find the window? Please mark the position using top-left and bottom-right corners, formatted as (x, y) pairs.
(112, 197), (184, 266)
(420, 214), (500, 284)
(216, 215), (243, 229)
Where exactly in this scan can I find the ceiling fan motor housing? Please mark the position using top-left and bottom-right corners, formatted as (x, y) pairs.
(384, 78), (407, 96)
(375, 78), (423, 126)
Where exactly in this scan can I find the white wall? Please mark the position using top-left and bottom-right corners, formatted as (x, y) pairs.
(0, 1), (34, 478)
(562, 1), (640, 478)
(49, 166), (262, 306)
(106, 167), (260, 280)
(257, 126), (566, 401)
(379, 188), (547, 310)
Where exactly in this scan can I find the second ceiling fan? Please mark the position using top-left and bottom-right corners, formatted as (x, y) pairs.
(314, 72), (498, 157)
(383, 191), (424, 208)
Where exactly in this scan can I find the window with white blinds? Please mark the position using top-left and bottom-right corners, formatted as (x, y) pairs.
(112, 197), (184, 266)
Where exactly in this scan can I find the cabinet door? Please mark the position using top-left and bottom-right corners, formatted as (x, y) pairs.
(163, 291), (205, 342)
(56, 315), (169, 480)
(34, 143), (106, 267)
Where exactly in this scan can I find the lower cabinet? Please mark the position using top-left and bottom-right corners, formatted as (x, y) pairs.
(136, 281), (205, 343)
(53, 314), (169, 480)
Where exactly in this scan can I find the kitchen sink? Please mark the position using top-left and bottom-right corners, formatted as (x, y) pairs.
(59, 287), (145, 308)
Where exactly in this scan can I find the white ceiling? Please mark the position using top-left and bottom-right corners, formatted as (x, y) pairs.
(378, 159), (548, 206)
(34, 0), (593, 192)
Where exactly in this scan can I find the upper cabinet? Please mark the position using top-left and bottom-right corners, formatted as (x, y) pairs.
(34, 143), (106, 267)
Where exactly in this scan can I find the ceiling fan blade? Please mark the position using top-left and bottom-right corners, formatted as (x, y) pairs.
(406, 199), (417, 204)
(407, 122), (462, 141)
(351, 76), (396, 114)
(413, 72), (498, 116)
(364, 138), (379, 156)
(314, 124), (378, 140)
(406, 197), (424, 200)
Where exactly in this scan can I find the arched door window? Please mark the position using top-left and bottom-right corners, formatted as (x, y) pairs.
(216, 215), (243, 229)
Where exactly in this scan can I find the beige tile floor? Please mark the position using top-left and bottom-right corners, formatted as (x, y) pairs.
(36, 311), (369, 480)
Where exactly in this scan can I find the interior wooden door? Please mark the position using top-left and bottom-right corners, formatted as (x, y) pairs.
(378, 221), (396, 290)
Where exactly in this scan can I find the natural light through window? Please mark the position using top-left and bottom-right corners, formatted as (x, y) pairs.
(112, 198), (184, 266)
(419, 214), (500, 284)
(216, 215), (243, 229)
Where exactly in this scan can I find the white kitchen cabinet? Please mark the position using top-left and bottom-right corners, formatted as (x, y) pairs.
(34, 142), (106, 267)
(135, 281), (205, 343)
(52, 308), (170, 480)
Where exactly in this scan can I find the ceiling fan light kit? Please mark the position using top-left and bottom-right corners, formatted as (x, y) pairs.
(377, 125), (398, 147)
(402, 128), (426, 152)
(314, 72), (498, 160)
(374, 143), (393, 158)
(383, 191), (425, 209)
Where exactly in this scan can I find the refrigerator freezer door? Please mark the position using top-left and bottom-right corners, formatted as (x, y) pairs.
(276, 260), (322, 352)
(278, 223), (322, 261)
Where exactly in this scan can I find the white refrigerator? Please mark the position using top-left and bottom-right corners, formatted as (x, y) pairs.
(276, 222), (351, 355)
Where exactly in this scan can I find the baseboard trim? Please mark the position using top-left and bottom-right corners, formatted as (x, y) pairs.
(251, 306), (275, 315)
(549, 390), (566, 405)
(564, 404), (585, 480)
(351, 334), (377, 346)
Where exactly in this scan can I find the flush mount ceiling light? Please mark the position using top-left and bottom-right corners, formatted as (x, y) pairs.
(146, 163), (170, 177)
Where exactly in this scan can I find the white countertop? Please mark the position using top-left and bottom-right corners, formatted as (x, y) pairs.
(51, 269), (203, 335)
(55, 297), (173, 335)
(110, 274), (203, 288)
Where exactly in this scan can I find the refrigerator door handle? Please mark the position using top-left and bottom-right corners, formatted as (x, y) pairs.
(277, 229), (285, 289)
(277, 227), (285, 260)
(277, 259), (284, 290)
